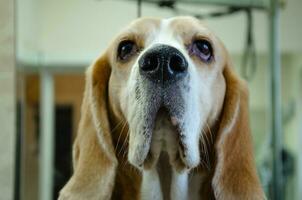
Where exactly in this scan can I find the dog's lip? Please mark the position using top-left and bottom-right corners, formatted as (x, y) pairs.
(152, 106), (181, 128)
(171, 116), (179, 126)
(142, 106), (188, 169)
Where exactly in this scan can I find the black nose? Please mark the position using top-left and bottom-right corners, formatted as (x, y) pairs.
(139, 44), (188, 83)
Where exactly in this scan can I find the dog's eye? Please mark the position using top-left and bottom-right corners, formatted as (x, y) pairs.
(192, 40), (213, 62)
(117, 40), (137, 61)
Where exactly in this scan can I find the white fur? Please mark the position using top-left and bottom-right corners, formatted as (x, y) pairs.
(141, 169), (163, 200)
(171, 169), (189, 200)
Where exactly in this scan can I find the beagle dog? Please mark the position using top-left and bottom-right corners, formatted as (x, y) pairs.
(59, 17), (265, 200)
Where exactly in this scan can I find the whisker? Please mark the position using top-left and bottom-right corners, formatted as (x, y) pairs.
(114, 119), (126, 152)
(111, 119), (125, 133)
(205, 123), (214, 144)
(116, 120), (128, 152)
(121, 139), (129, 168)
(200, 130), (210, 170)
(118, 128), (129, 158)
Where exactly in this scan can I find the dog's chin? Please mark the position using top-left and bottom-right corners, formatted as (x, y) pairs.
(128, 106), (200, 172)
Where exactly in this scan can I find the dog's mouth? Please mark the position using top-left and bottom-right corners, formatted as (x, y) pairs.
(142, 106), (189, 171)
(127, 83), (201, 171)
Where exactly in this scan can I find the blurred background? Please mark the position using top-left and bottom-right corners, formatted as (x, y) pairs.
(0, 0), (301, 199)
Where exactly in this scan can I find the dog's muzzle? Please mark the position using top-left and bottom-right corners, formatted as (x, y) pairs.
(131, 44), (194, 170)
(139, 44), (188, 84)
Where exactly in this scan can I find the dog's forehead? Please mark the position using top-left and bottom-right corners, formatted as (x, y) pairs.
(126, 17), (213, 43)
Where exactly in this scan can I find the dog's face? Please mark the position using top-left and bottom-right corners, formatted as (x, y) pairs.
(107, 17), (227, 170)
(60, 16), (265, 200)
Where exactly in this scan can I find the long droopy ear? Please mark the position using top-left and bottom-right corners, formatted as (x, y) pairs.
(212, 62), (265, 200)
(59, 53), (117, 200)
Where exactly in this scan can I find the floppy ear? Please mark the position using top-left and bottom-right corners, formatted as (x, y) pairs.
(59, 53), (118, 200)
(212, 63), (265, 200)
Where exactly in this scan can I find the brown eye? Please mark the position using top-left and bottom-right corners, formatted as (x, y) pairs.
(117, 40), (137, 61)
(192, 40), (213, 62)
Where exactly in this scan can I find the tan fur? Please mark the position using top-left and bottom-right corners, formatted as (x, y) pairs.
(211, 63), (265, 200)
(59, 54), (118, 200)
(59, 17), (265, 200)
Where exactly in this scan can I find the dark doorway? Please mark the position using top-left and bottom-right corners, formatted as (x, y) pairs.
(33, 104), (73, 199)
(53, 105), (73, 199)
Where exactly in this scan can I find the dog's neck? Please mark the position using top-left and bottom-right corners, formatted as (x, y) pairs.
(108, 102), (218, 200)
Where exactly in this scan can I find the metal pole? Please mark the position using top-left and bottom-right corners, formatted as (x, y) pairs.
(269, 0), (283, 199)
(298, 70), (302, 200)
(137, 0), (142, 17)
(39, 69), (54, 200)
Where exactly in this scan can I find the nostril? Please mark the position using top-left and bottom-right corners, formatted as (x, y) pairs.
(169, 54), (187, 73)
(141, 54), (159, 72)
(139, 45), (188, 83)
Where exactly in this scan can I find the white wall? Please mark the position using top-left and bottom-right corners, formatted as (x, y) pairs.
(17, 0), (302, 65)
(0, 0), (15, 199)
